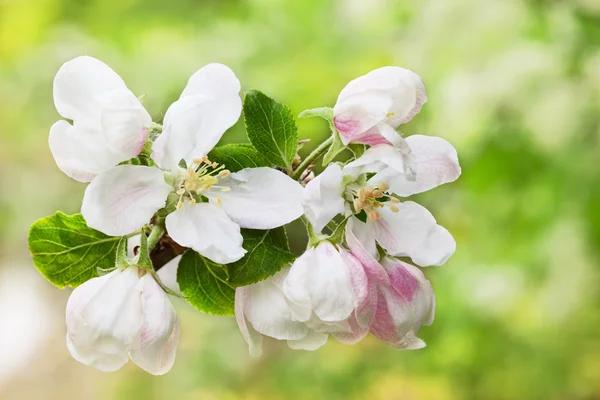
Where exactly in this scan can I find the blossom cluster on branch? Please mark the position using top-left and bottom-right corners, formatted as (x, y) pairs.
(28, 56), (460, 375)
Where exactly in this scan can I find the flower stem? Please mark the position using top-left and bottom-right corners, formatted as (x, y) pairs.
(147, 221), (166, 251)
(291, 136), (334, 180)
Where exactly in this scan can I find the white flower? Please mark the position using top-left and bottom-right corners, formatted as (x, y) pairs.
(78, 63), (304, 264)
(50, 56), (152, 182)
(66, 266), (179, 375)
(333, 66), (426, 146)
(303, 135), (460, 267)
(370, 257), (435, 350)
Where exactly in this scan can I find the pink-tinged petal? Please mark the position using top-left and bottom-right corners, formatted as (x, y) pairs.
(371, 135), (461, 197)
(333, 92), (393, 145)
(339, 250), (369, 319)
(302, 164), (345, 233)
(235, 286), (264, 357)
(204, 167), (304, 230)
(345, 218), (389, 285)
(370, 258), (435, 350)
(332, 280), (378, 345)
(166, 202), (246, 264)
(382, 257), (435, 327)
(370, 286), (425, 350)
(372, 202), (456, 267)
(81, 165), (172, 236)
(129, 274), (179, 375)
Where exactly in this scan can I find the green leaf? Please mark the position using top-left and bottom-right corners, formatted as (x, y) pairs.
(208, 143), (271, 172)
(28, 212), (120, 288)
(227, 228), (295, 286)
(322, 130), (346, 165)
(298, 107), (334, 120)
(243, 90), (298, 170)
(177, 250), (235, 315)
(348, 143), (366, 158)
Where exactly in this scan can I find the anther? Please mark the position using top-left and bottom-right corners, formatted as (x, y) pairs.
(388, 205), (399, 213)
(219, 170), (230, 178)
(372, 189), (383, 198)
(221, 187), (231, 192)
(176, 188), (185, 195)
(188, 198), (197, 205)
(215, 197), (222, 207)
(377, 182), (390, 192)
(389, 197), (400, 203)
(212, 162), (218, 168)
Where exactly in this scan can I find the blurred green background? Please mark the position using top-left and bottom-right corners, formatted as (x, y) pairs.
(1, 0), (600, 399)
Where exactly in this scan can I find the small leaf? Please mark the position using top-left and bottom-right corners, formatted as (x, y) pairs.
(208, 143), (271, 172)
(322, 130), (346, 165)
(243, 90), (298, 169)
(227, 228), (295, 286)
(28, 212), (120, 288)
(355, 210), (368, 223)
(348, 143), (366, 158)
(298, 107), (334, 120)
(177, 250), (235, 315)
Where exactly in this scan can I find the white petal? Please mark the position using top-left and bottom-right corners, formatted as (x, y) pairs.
(81, 165), (172, 236)
(241, 268), (309, 341)
(343, 144), (407, 178)
(336, 66), (426, 128)
(129, 274), (179, 375)
(372, 202), (456, 267)
(302, 164), (345, 233)
(373, 135), (461, 196)
(205, 167), (304, 229)
(235, 286), (264, 357)
(53, 56), (150, 165)
(346, 217), (379, 261)
(152, 64), (241, 169)
(49, 121), (124, 183)
(165, 202), (246, 264)
(99, 88), (150, 158)
(67, 334), (129, 372)
(287, 331), (328, 351)
(284, 242), (355, 323)
(54, 56), (126, 123)
(67, 268), (144, 369)
(156, 255), (182, 295)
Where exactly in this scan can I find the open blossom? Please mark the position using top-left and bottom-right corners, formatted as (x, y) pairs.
(66, 266), (179, 375)
(333, 66), (426, 146)
(63, 60), (304, 264)
(50, 56), (151, 182)
(303, 135), (460, 266)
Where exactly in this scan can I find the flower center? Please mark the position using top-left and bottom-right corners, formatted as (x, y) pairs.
(350, 182), (399, 221)
(175, 156), (230, 209)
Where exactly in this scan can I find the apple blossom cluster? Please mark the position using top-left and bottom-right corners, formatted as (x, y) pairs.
(28, 56), (460, 375)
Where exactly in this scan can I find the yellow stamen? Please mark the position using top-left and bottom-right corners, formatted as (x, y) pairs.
(219, 170), (231, 178)
(388, 205), (399, 213)
(189, 198), (197, 205)
(221, 187), (231, 192)
(215, 197), (222, 207)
